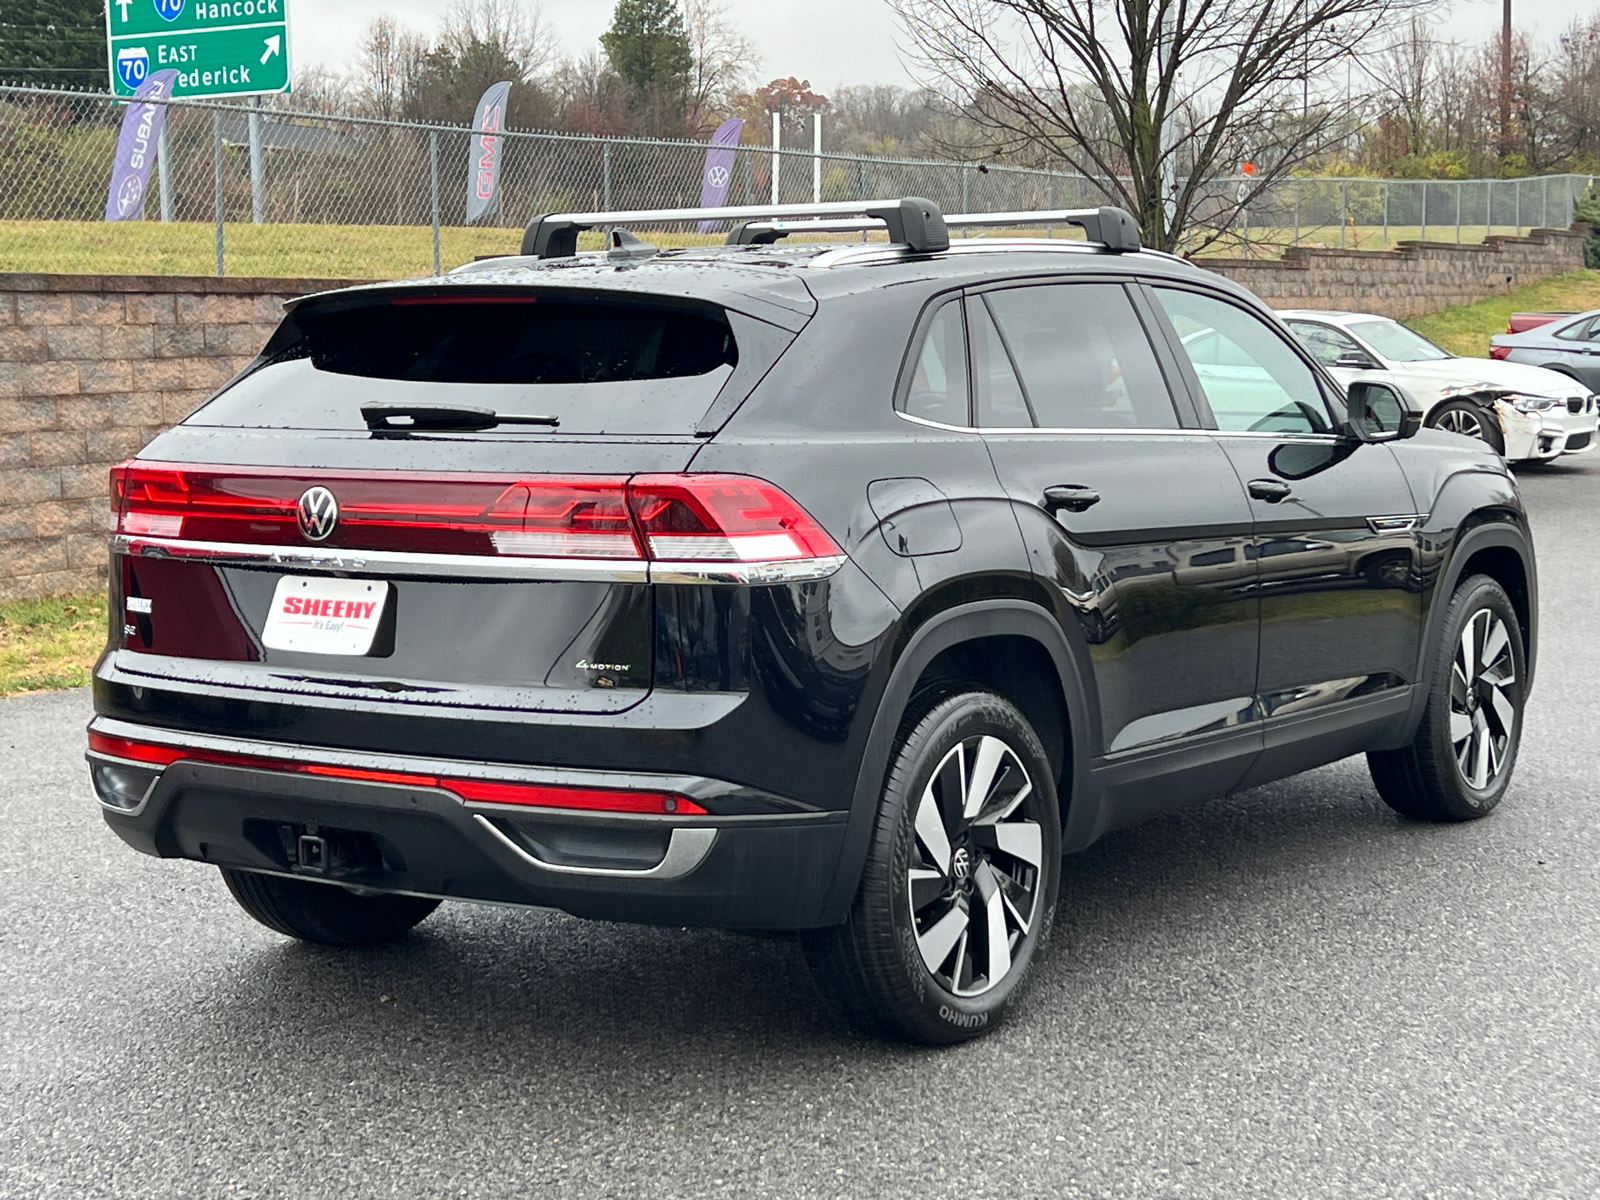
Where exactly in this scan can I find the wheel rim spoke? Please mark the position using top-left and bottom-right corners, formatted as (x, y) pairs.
(914, 787), (952, 876)
(990, 820), (1043, 869)
(963, 735), (1007, 820)
(1482, 618), (1509, 672)
(1450, 711), (1473, 745)
(975, 863), (1011, 989)
(1487, 685), (1517, 738)
(908, 868), (944, 913)
(1471, 710), (1491, 788)
(916, 903), (968, 974)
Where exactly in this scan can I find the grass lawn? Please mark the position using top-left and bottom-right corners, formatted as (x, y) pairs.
(0, 592), (107, 695)
(1405, 270), (1600, 357)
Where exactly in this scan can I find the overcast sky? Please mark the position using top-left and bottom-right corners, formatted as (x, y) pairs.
(290, 0), (1600, 92)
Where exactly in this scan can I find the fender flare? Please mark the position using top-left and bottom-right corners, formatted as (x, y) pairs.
(811, 599), (1094, 927)
(1395, 518), (1538, 744)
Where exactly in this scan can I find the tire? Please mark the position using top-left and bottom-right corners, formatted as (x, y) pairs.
(220, 868), (441, 946)
(803, 691), (1062, 1044)
(1428, 399), (1506, 456)
(1368, 574), (1525, 821)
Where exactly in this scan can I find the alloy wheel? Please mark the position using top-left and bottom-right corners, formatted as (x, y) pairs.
(1436, 406), (1485, 441)
(908, 734), (1044, 996)
(1450, 608), (1518, 790)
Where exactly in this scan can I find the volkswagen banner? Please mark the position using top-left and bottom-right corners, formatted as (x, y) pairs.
(104, 69), (178, 222)
(696, 118), (744, 232)
(465, 81), (513, 224)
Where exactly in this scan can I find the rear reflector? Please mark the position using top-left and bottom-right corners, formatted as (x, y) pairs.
(87, 731), (707, 816)
(111, 462), (841, 570)
(1489, 346), (1511, 360)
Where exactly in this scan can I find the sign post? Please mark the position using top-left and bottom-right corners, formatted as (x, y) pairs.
(105, 0), (292, 101)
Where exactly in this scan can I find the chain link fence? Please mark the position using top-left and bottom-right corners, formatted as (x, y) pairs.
(0, 84), (1591, 280)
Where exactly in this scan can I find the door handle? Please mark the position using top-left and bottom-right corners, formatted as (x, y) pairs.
(1247, 478), (1293, 503)
(1043, 485), (1101, 514)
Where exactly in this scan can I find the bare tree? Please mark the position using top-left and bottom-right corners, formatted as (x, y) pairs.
(892, 0), (1442, 252)
(440, 0), (557, 80)
(683, 0), (761, 134)
(1370, 15), (1438, 161)
(355, 15), (430, 120)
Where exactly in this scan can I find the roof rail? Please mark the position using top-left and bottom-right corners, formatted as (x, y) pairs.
(731, 204), (1142, 254)
(520, 197), (949, 258)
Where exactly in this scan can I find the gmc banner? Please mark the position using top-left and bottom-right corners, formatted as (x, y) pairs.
(104, 70), (178, 222)
(466, 81), (513, 224)
(696, 118), (744, 232)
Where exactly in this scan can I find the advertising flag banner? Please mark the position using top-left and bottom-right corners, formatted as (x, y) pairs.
(696, 118), (744, 232)
(104, 69), (178, 222)
(466, 81), (514, 224)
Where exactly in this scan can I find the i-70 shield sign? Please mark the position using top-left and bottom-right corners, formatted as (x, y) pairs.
(106, 0), (292, 100)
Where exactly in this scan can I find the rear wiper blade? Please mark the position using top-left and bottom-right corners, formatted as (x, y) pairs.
(361, 404), (560, 432)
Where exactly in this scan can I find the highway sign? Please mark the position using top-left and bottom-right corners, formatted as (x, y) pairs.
(106, 0), (292, 100)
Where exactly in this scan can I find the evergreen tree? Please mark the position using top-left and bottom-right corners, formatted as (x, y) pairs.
(600, 0), (691, 99)
(0, 0), (109, 90)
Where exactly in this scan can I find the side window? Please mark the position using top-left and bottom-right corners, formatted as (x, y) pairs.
(1556, 317), (1600, 343)
(1155, 289), (1332, 434)
(1288, 321), (1362, 368)
(984, 283), (1179, 429)
(901, 299), (970, 425)
(967, 297), (1034, 428)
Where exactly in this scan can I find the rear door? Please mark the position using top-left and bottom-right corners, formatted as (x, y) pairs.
(1543, 316), (1600, 391)
(1147, 285), (1422, 783)
(971, 279), (1262, 816)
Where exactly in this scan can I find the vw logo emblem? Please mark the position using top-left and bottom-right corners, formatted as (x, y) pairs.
(950, 846), (971, 882)
(707, 165), (731, 189)
(297, 487), (339, 542)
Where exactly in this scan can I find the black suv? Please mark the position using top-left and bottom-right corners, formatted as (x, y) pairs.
(88, 199), (1535, 1043)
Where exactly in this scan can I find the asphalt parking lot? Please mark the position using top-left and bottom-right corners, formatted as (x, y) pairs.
(4, 456), (1599, 1199)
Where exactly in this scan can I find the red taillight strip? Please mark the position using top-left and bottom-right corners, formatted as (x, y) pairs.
(110, 462), (844, 573)
(86, 732), (707, 816)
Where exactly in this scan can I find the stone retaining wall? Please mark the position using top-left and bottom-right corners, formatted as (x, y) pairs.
(1204, 225), (1589, 318)
(0, 274), (362, 601)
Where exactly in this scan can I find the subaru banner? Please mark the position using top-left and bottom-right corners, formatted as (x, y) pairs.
(104, 69), (178, 222)
(465, 81), (513, 224)
(696, 118), (744, 232)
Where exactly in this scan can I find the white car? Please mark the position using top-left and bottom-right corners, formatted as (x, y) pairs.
(1280, 310), (1598, 462)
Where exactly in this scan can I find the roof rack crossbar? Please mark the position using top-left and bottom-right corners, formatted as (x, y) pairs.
(521, 197), (949, 258)
(720, 205), (1143, 254)
(943, 207), (1141, 252)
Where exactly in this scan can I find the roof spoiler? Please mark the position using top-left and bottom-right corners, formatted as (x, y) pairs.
(521, 198), (950, 259)
(729, 205), (1141, 254)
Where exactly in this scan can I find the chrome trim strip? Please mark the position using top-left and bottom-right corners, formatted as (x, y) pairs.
(109, 536), (845, 585)
(85, 751), (162, 817)
(1367, 514), (1423, 534)
(473, 815), (717, 880)
(110, 535), (648, 582)
(649, 555), (846, 584)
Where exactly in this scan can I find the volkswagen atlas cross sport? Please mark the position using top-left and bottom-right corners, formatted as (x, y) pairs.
(88, 198), (1537, 1044)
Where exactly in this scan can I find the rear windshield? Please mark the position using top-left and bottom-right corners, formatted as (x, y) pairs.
(191, 294), (741, 435)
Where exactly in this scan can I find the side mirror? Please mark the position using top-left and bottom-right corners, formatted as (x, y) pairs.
(1347, 381), (1422, 442)
(1335, 351), (1379, 370)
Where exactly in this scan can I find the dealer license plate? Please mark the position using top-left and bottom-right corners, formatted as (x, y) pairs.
(262, 576), (389, 656)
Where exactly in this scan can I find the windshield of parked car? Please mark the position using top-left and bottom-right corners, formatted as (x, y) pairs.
(1348, 320), (1452, 363)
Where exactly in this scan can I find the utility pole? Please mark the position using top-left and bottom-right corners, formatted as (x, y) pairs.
(1500, 0), (1512, 160)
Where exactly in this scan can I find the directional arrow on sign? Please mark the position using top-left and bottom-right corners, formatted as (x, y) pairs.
(261, 35), (282, 65)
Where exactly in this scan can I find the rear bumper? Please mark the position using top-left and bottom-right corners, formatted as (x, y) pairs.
(89, 718), (848, 930)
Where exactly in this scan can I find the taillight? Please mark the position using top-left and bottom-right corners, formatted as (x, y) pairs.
(112, 462), (641, 558)
(628, 474), (842, 563)
(87, 731), (707, 816)
(1489, 346), (1512, 360)
(112, 462), (842, 576)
